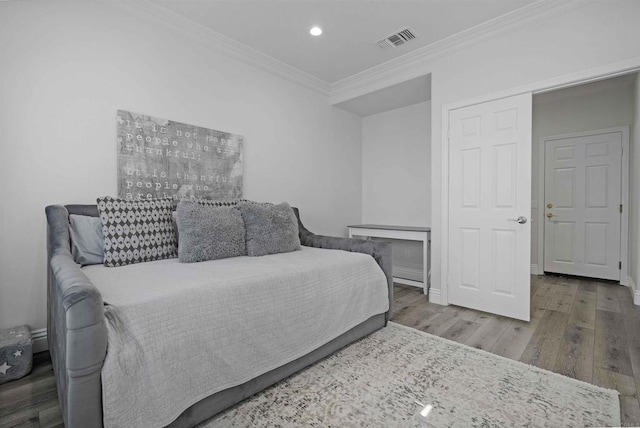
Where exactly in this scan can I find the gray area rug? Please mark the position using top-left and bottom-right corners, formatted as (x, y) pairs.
(201, 322), (620, 427)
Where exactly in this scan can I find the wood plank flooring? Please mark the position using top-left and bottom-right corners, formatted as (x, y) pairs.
(0, 352), (62, 428)
(0, 274), (638, 427)
(393, 274), (640, 426)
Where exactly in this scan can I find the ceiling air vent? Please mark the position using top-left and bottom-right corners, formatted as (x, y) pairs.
(376, 28), (417, 49)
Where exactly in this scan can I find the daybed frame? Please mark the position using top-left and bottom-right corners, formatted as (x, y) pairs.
(45, 204), (393, 428)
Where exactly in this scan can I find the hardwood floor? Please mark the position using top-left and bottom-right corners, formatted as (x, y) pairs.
(1, 274), (638, 427)
(0, 352), (62, 428)
(393, 274), (640, 426)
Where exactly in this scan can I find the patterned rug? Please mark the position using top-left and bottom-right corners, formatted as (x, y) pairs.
(201, 322), (620, 427)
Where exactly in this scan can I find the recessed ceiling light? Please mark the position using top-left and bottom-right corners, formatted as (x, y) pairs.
(309, 26), (323, 36)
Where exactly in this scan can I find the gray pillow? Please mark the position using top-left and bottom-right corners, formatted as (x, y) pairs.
(69, 214), (104, 266)
(176, 201), (246, 263)
(236, 201), (301, 257)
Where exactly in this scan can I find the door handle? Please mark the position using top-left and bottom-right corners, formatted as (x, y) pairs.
(546, 212), (554, 218)
(508, 216), (528, 224)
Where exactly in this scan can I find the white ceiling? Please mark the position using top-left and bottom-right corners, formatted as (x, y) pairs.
(150, 0), (535, 84)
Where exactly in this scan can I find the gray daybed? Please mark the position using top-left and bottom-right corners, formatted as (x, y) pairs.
(46, 204), (393, 428)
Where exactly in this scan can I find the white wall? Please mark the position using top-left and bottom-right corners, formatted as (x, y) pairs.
(530, 77), (635, 268)
(361, 101), (430, 280)
(0, 1), (363, 332)
(426, 0), (640, 301)
(362, 101), (431, 226)
(631, 73), (640, 302)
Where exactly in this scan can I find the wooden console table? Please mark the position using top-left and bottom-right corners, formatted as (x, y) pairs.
(347, 224), (431, 295)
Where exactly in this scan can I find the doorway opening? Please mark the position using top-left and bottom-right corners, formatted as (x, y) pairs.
(442, 67), (640, 320)
(532, 74), (636, 284)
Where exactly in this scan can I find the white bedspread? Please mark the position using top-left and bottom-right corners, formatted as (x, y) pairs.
(82, 247), (389, 428)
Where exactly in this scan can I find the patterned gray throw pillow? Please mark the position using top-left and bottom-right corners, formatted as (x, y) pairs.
(187, 198), (245, 207)
(236, 201), (301, 257)
(176, 201), (246, 263)
(97, 197), (177, 267)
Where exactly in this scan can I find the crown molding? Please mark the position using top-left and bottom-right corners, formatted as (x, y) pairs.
(107, 0), (586, 103)
(329, 0), (585, 104)
(109, 0), (331, 96)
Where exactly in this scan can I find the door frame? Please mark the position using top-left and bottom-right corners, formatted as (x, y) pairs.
(536, 127), (630, 284)
(440, 57), (640, 306)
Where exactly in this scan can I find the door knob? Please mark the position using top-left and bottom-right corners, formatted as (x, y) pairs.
(546, 212), (554, 218)
(508, 216), (528, 224)
(547, 203), (553, 209)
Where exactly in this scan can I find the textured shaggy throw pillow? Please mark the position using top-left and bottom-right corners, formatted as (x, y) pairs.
(175, 199), (243, 244)
(97, 196), (177, 267)
(236, 201), (301, 257)
(176, 201), (246, 263)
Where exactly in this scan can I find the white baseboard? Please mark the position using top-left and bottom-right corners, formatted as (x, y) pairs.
(620, 275), (630, 287)
(530, 264), (546, 275)
(628, 276), (640, 306)
(31, 328), (48, 353)
(428, 287), (444, 305)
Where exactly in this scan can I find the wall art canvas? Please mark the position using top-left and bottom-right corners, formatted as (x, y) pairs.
(117, 110), (243, 201)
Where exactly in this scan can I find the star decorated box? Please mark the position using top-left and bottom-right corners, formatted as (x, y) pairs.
(0, 325), (32, 384)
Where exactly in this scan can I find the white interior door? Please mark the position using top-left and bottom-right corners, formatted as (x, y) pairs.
(448, 93), (532, 321)
(543, 132), (622, 280)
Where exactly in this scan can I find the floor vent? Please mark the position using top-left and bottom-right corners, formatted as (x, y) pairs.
(376, 28), (417, 49)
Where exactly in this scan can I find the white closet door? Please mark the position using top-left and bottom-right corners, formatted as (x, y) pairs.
(448, 93), (532, 321)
